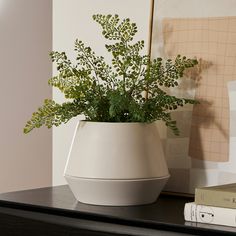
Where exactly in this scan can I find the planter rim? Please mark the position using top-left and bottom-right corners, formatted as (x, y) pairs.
(78, 120), (158, 125)
(65, 174), (170, 181)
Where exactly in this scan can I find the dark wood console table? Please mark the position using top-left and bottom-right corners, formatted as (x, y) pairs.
(0, 185), (235, 235)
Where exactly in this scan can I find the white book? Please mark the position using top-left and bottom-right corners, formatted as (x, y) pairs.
(184, 202), (236, 227)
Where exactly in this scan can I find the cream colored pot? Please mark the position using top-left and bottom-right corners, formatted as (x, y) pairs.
(64, 121), (169, 206)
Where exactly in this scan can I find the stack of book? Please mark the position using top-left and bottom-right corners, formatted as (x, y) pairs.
(184, 183), (236, 227)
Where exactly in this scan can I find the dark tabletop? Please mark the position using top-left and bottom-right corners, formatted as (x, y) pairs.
(0, 185), (235, 235)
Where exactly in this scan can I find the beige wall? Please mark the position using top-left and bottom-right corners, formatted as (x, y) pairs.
(0, 0), (52, 193)
(52, 0), (236, 188)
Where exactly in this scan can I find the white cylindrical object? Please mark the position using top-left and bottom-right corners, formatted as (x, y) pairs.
(64, 121), (169, 205)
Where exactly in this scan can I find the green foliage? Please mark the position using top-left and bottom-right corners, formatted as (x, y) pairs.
(24, 14), (198, 135)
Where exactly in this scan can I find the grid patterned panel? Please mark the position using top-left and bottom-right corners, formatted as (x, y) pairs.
(163, 17), (236, 162)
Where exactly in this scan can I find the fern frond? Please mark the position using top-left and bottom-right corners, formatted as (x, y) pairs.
(93, 14), (137, 42)
(23, 100), (82, 134)
(24, 14), (199, 135)
(24, 99), (61, 133)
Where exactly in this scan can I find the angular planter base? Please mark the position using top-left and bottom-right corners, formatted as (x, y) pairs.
(65, 174), (170, 206)
(64, 121), (170, 206)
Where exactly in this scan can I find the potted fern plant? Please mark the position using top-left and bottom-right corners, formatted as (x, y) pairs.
(24, 14), (198, 206)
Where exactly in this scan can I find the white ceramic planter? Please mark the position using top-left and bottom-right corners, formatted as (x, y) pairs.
(64, 121), (170, 206)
